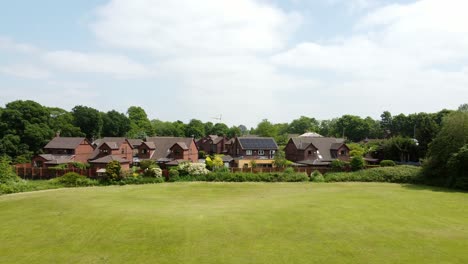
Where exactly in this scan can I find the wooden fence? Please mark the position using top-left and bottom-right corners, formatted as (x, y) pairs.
(15, 166), (97, 180)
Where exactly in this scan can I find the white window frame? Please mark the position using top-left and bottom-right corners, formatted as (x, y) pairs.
(246, 150), (252, 156)
(258, 150), (265, 155)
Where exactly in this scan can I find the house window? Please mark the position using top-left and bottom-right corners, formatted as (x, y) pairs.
(308, 150), (312, 155)
(340, 150), (346, 155)
(270, 150), (276, 155)
(121, 149), (125, 154)
(246, 150), (252, 155)
(258, 150), (264, 155)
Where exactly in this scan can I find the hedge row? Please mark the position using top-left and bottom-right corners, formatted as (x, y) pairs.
(322, 166), (422, 184)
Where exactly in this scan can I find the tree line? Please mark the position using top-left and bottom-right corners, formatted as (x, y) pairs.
(0, 100), (461, 162)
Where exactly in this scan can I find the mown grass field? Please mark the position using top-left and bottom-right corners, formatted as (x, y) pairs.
(0, 183), (467, 264)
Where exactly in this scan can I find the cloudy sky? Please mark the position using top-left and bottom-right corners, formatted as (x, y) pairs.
(1, 0), (467, 127)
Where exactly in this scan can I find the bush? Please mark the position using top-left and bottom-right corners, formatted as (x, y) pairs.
(380, 160), (396, 167)
(168, 168), (180, 182)
(0, 180), (34, 194)
(105, 161), (122, 181)
(144, 166), (162, 178)
(311, 170), (325, 182)
(52, 172), (97, 187)
(350, 156), (365, 171)
(140, 160), (157, 171)
(0, 156), (20, 184)
(201, 171), (309, 183)
(331, 159), (346, 171)
(324, 166), (422, 184)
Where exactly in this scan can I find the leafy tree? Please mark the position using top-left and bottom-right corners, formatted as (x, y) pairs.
(319, 119), (337, 137)
(254, 119), (277, 137)
(23, 123), (54, 153)
(380, 111), (393, 137)
(102, 110), (131, 137)
(72, 105), (103, 140)
(127, 106), (154, 138)
(212, 155), (224, 170)
(204, 122), (214, 135)
(211, 123), (229, 136)
(273, 150), (291, 168)
(382, 136), (419, 162)
(48, 107), (84, 137)
(447, 144), (468, 189)
(227, 126), (242, 138)
(185, 119), (205, 138)
(335, 115), (371, 142)
(238, 125), (248, 135)
(288, 116), (319, 134)
(423, 109), (468, 187)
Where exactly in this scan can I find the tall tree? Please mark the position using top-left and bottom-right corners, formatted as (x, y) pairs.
(423, 108), (468, 187)
(102, 110), (131, 137)
(48, 107), (84, 137)
(254, 119), (278, 138)
(127, 106), (154, 138)
(185, 119), (205, 138)
(72, 105), (103, 140)
(211, 123), (229, 136)
(288, 116), (319, 134)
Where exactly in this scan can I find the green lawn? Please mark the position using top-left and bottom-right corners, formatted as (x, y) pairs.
(0, 183), (467, 264)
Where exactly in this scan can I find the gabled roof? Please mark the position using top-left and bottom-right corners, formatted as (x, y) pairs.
(102, 142), (120, 150)
(93, 137), (127, 146)
(145, 137), (197, 160)
(38, 154), (75, 164)
(237, 137), (278, 150)
(127, 139), (143, 148)
(172, 142), (189, 150)
(290, 137), (346, 161)
(141, 141), (156, 150)
(89, 155), (130, 164)
(44, 137), (88, 150)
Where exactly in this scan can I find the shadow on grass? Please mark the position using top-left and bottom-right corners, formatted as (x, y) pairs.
(401, 184), (468, 194)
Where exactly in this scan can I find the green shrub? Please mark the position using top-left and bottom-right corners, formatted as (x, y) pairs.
(52, 172), (97, 187)
(324, 166), (422, 183)
(380, 160), (396, 167)
(331, 159), (346, 171)
(350, 156), (365, 171)
(0, 156), (20, 184)
(311, 170), (325, 182)
(0, 181), (29, 194)
(283, 167), (295, 174)
(140, 160), (157, 171)
(105, 161), (122, 181)
(168, 168), (180, 182)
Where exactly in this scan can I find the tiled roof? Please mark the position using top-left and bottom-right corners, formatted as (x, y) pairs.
(127, 139), (143, 148)
(89, 155), (130, 164)
(238, 137), (278, 150)
(145, 137), (196, 160)
(44, 137), (87, 149)
(39, 154), (75, 164)
(291, 137), (346, 161)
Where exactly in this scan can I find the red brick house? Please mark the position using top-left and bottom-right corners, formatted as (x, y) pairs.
(138, 137), (198, 166)
(285, 137), (350, 166)
(229, 137), (279, 168)
(90, 138), (133, 163)
(32, 137), (94, 168)
(196, 135), (228, 155)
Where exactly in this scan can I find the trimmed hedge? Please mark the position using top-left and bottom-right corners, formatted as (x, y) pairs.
(172, 171), (309, 183)
(324, 166), (422, 184)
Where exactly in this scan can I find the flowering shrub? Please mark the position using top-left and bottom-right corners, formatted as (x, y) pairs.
(186, 163), (210, 176)
(145, 167), (163, 178)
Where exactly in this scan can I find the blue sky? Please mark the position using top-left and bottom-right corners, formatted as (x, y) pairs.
(1, 0), (467, 127)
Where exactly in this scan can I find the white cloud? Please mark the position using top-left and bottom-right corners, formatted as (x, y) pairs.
(43, 50), (152, 78)
(0, 36), (40, 53)
(91, 0), (301, 56)
(0, 64), (51, 79)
